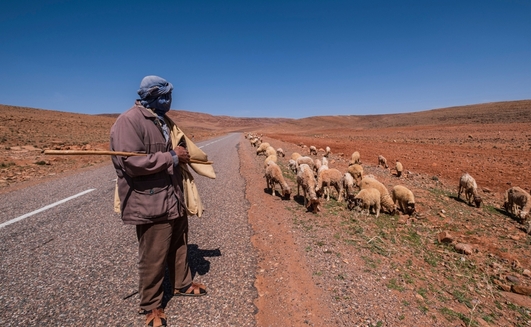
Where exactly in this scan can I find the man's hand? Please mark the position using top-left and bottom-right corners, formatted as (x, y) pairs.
(174, 145), (190, 164)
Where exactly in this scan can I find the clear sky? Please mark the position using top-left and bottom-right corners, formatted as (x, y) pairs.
(1, 0), (530, 118)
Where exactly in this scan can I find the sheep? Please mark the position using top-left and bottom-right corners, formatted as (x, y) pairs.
(391, 185), (415, 215)
(296, 164), (321, 212)
(265, 146), (277, 157)
(315, 168), (344, 201)
(324, 146), (331, 157)
(395, 160), (403, 177)
(349, 151), (361, 165)
(503, 186), (531, 221)
(314, 158), (322, 173)
(378, 155), (389, 169)
(341, 172), (356, 200)
(263, 154), (278, 168)
(316, 164), (329, 179)
(265, 161), (291, 199)
(457, 172), (482, 208)
(346, 164), (363, 187)
(359, 176), (396, 214)
(256, 142), (271, 156)
(309, 145), (318, 155)
(276, 148), (285, 157)
(288, 159), (298, 174)
(321, 156), (329, 167)
(348, 188), (381, 218)
(291, 152), (302, 161)
(250, 138), (259, 147)
(296, 156), (315, 170)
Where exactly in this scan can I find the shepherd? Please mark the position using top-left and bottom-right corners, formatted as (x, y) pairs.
(110, 75), (215, 327)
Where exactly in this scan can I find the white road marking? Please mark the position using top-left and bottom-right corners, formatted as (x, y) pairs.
(0, 189), (96, 229)
(198, 134), (234, 149)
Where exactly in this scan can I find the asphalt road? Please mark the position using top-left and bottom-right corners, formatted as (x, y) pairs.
(0, 133), (257, 327)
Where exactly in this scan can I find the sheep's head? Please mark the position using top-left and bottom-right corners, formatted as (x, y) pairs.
(503, 201), (510, 212)
(473, 196), (482, 208)
(282, 187), (291, 200)
(315, 187), (324, 198)
(405, 202), (416, 215)
(307, 198), (321, 212)
(518, 210), (530, 222)
(347, 197), (364, 211)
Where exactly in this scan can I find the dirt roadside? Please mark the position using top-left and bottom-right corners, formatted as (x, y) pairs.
(240, 132), (531, 327)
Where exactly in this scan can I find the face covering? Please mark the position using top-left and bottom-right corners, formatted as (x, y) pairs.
(137, 75), (174, 115)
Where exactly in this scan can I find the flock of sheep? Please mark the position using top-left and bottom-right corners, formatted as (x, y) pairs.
(247, 133), (531, 225)
(247, 134), (415, 217)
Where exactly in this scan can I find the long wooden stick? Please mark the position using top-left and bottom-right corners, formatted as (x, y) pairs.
(44, 150), (213, 165)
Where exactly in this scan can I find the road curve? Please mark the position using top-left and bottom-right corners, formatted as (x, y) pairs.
(0, 133), (257, 326)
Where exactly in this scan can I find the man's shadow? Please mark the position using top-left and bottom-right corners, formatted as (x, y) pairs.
(161, 244), (222, 306)
(187, 244), (222, 277)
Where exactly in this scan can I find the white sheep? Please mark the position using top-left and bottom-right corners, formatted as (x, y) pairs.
(391, 185), (415, 215)
(291, 152), (302, 161)
(457, 172), (482, 208)
(288, 159), (298, 174)
(346, 164), (363, 187)
(316, 164), (329, 179)
(296, 164), (321, 212)
(315, 168), (344, 201)
(296, 156), (315, 170)
(504, 186), (531, 221)
(321, 156), (329, 167)
(395, 160), (403, 177)
(349, 151), (361, 165)
(349, 187), (381, 218)
(325, 146), (331, 157)
(265, 161), (291, 199)
(314, 158), (322, 171)
(276, 148), (285, 157)
(359, 176), (396, 214)
(265, 146), (277, 157)
(250, 138), (259, 147)
(309, 145), (318, 155)
(263, 154), (278, 168)
(256, 142), (271, 156)
(341, 172), (356, 201)
(378, 155), (389, 169)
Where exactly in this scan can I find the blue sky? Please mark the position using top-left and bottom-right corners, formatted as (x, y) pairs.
(1, 0), (530, 118)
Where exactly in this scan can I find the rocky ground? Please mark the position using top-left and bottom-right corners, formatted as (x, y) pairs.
(241, 130), (531, 326)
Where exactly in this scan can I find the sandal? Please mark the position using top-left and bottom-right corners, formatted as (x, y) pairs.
(174, 282), (207, 296)
(144, 308), (167, 327)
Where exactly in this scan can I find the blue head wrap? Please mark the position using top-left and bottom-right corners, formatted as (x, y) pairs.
(137, 75), (173, 115)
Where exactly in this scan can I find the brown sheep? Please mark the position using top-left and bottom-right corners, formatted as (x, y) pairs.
(296, 164), (321, 212)
(265, 161), (291, 199)
(315, 168), (344, 201)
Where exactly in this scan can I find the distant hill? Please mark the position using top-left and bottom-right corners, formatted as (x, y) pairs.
(1, 99), (530, 147)
(258, 100), (531, 134)
(96, 100), (531, 134)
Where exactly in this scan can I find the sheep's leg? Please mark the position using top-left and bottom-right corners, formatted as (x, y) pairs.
(336, 184), (343, 202)
(375, 203), (380, 218)
(466, 190), (473, 205)
(457, 185), (462, 199)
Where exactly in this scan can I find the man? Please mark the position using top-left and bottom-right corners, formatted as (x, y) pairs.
(110, 75), (206, 327)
